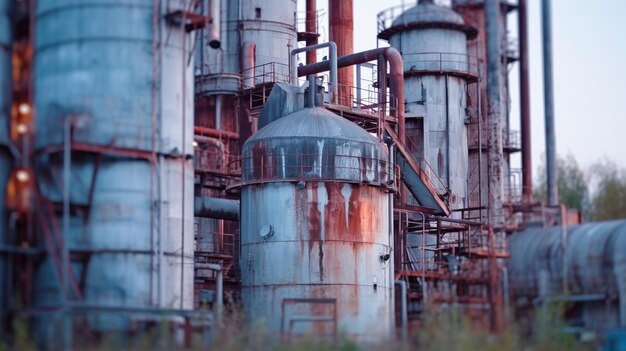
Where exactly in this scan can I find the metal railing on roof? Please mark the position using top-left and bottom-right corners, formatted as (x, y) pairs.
(402, 52), (479, 78)
(242, 62), (291, 89)
(376, 1), (453, 35)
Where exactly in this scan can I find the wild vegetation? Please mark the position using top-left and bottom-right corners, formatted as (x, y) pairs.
(1, 303), (597, 351)
(535, 154), (626, 221)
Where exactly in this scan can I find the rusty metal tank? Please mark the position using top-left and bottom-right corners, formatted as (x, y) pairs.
(240, 106), (394, 341)
(378, 0), (477, 211)
(508, 220), (626, 332)
(34, 0), (194, 340)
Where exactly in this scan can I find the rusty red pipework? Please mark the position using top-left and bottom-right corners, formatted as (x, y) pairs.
(305, 0), (317, 65)
(297, 47), (405, 145)
(329, 0), (354, 106)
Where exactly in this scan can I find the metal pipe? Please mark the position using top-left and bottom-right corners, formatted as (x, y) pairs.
(560, 203), (568, 294)
(215, 95), (222, 130)
(445, 75), (450, 190)
(241, 41), (256, 88)
(377, 53), (387, 139)
(329, 0), (353, 106)
(194, 196), (239, 221)
(485, 0), (503, 227)
(207, 0), (221, 49)
(298, 47), (405, 144)
(477, 62), (484, 222)
(305, 0), (318, 64)
(291, 42), (337, 103)
(196, 263), (223, 326)
(518, 0), (532, 204)
(542, 0), (558, 206)
(194, 135), (226, 172)
(62, 117), (72, 350)
(501, 265), (509, 322)
(394, 280), (408, 343)
(356, 64), (362, 109)
(194, 126), (239, 139)
(307, 75), (316, 107)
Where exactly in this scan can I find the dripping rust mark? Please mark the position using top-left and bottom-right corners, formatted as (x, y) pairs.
(309, 182), (323, 282)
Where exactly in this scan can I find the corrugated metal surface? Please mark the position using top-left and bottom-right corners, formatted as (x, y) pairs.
(508, 220), (626, 330)
(34, 0), (194, 334)
(243, 107), (389, 186)
(240, 107), (394, 340)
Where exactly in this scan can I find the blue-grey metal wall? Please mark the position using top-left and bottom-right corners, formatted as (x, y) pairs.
(240, 105), (394, 341)
(34, 0), (194, 340)
(378, 2), (474, 212)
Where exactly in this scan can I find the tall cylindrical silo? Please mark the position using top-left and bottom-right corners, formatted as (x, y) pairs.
(508, 220), (626, 334)
(195, 0), (298, 128)
(378, 1), (477, 211)
(34, 0), (194, 339)
(240, 106), (394, 341)
(193, 0), (299, 306)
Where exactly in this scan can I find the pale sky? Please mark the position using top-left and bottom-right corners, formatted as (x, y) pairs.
(300, 0), (626, 181)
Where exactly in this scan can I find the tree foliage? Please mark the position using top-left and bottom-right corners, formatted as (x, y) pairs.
(589, 160), (626, 221)
(534, 155), (626, 221)
(534, 154), (590, 215)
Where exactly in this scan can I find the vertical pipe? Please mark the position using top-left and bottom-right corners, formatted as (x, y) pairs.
(202, 263), (223, 326)
(477, 65), (484, 222)
(307, 75), (316, 107)
(355, 64), (361, 109)
(384, 48), (405, 146)
(560, 203), (568, 293)
(328, 0), (353, 106)
(291, 42), (337, 101)
(518, 0), (532, 204)
(445, 75), (450, 190)
(542, 0), (557, 206)
(241, 41), (256, 88)
(207, 0), (221, 49)
(216, 269), (223, 325)
(215, 95), (222, 130)
(394, 280), (408, 343)
(305, 0), (317, 64)
(62, 117), (72, 350)
(377, 54), (387, 139)
(501, 265), (509, 322)
(485, 0), (503, 227)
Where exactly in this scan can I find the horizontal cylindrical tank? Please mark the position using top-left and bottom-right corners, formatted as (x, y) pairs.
(240, 107), (394, 341)
(508, 220), (626, 331)
(34, 0), (194, 339)
(379, 2), (475, 211)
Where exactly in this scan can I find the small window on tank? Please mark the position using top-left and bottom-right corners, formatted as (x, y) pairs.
(255, 7), (261, 19)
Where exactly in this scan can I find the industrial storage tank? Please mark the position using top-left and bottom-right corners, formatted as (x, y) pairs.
(34, 0), (194, 340)
(240, 105), (394, 340)
(378, 0), (477, 211)
(508, 220), (626, 334)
